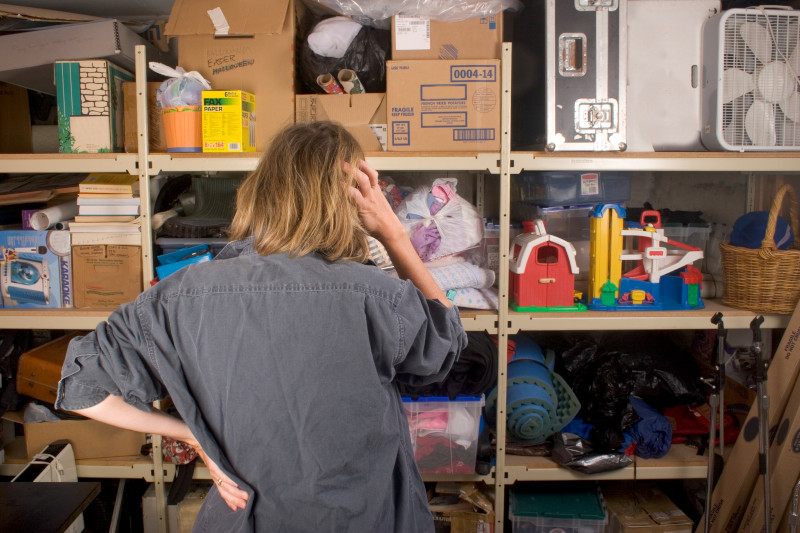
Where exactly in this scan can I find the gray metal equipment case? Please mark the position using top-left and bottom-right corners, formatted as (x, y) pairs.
(545, 0), (627, 152)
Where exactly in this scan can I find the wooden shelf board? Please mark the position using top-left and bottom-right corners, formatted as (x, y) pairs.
(510, 299), (790, 331)
(503, 444), (707, 483)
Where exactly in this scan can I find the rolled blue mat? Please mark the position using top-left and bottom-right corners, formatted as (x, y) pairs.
(486, 336), (581, 445)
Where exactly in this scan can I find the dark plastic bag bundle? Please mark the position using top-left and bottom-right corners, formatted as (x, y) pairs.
(551, 432), (633, 474)
(299, 19), (390, 94)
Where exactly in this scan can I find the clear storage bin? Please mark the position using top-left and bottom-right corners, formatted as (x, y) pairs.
(515, 171), (632, 207)
(402, 395), (484, 475)
(509, 482), (608, 533)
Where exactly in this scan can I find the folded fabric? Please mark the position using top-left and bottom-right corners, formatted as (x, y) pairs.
(452, 287), (498, 310)
(397, 331), (498, 398)
(429, 260), (496, 291)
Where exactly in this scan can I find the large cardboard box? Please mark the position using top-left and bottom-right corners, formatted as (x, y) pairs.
(698, 301), (800, 532)
(56, 60), (132, 153)
(391, 15), (503, 60)
(165, 0), (295, 151)
(603, 482), (693, 532)
(2, 410), (146, 461)
(386, 60), (500, 152)
(0, 230), (72, 308)
(72, 244), (142, 309)
(295, 93), (387, 152)
(142, 482), (210, 533)
(123, 81), (167, 153)
(0, 82), (32, 153)
(739, 371), (800, 533)
(0, 18), (173, 96)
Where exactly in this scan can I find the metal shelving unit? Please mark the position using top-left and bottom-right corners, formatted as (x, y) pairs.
(2, 41), (798, 533)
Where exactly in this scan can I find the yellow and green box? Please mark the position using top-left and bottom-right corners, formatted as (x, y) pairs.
(201, 90), (256, 152)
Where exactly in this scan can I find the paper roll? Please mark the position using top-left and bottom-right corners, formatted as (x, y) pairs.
(338, 69), (364, 94)
(316, 73), (344, 94)
(29, 200), (79, 231)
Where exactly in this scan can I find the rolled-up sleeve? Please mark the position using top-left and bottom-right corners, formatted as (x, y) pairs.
(392, 281), (468, 387)
(56, 296), (167, 412)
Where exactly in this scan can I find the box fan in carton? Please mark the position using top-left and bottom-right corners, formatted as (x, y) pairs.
(165, 0), (295, 151)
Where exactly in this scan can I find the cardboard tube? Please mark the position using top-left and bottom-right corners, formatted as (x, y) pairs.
(29, 200), (79, 230)
(316, 73), (344, 94)
(338, 69), (364, 94)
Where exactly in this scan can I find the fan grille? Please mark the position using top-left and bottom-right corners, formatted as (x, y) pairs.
(721, 10), (800, 148)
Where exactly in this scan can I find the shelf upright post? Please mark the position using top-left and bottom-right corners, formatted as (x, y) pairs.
(494, 42), (513, 533)
(135, 44), (167, 533)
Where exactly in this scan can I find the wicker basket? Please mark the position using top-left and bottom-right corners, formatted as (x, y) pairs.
(720, 184), (800, 314)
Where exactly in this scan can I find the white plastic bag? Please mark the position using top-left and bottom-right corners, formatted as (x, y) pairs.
(395, 178), (484, 261)
(149, 62), (212, 109)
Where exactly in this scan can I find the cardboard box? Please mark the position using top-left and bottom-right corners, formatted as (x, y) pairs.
(2, 410), (146, 461)
(72, 244), (142, 309)
(392, 15), (503, 60)
(202, 90), (256, 152)
(0, 82), (32, 153)
(142, 482), (211, 533)
(699, 301), (800, 532)
(0, 230), (72, 308)
(123, 81), (167, 153)
(603, 482), (693, 532)
(0, 18), (173, 96)
(56, 60), (133, 153)
(165, 0), (295, 151)
(295, 93), (387, 152)
(386, 60), (500, 152)
(739, 372), (800, 533)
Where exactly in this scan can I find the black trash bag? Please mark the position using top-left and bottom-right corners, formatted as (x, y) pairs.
(556, 333), (704, 451)
(299, 19), (390, 94)
(551, 432), (633, 474)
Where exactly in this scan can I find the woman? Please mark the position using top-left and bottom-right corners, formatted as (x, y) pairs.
(56, 121), (467, 532)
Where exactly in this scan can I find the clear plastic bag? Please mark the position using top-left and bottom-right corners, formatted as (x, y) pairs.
(311, 0), (523, 26)
(149, 62), (212, 109)
(395, 178), (484, 261)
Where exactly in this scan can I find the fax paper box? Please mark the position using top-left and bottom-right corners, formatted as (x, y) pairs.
(124, 81), (167, 153)
(72, 244), (142, 309)
(56, 60), (132, 153)
(386, 60), (500, 152)
(165, 0), (295, 151)
(0, 230), (72, 309)
(604, 482), (692, 532)
(295, 93), (387, 152)
(3, 410), (147, 461)
(0, 18), (174, 96)
(391, 15), (503, 60)
(202, 90), (256, 152)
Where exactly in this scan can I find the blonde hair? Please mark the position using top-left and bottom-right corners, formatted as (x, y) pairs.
(228, 121), (370, 262)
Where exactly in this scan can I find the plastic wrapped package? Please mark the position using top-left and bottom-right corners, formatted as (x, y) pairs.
(148, 62), (212, 109)
(394, 178), (483, 261)
(299, 16), (390, 94)
(311, 0), (523, 26)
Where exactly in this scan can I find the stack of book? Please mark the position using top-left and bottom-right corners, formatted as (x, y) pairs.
(70, 173), (141, 237)
(69, 174), (141, 244)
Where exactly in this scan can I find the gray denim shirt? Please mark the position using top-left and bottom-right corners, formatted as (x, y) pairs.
(56, 238), (467, 532)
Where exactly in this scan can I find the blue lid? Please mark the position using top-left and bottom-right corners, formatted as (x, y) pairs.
(402, 395), (483, 403)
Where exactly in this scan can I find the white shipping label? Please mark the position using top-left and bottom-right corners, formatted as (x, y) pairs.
(395, 16), (431, 51)
(580, 173), (600, 196)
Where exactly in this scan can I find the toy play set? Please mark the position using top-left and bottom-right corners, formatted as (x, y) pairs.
(510, 204), (705, 312)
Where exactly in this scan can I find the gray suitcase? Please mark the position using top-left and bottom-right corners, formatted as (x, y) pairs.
(545, 0), (627, 152)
